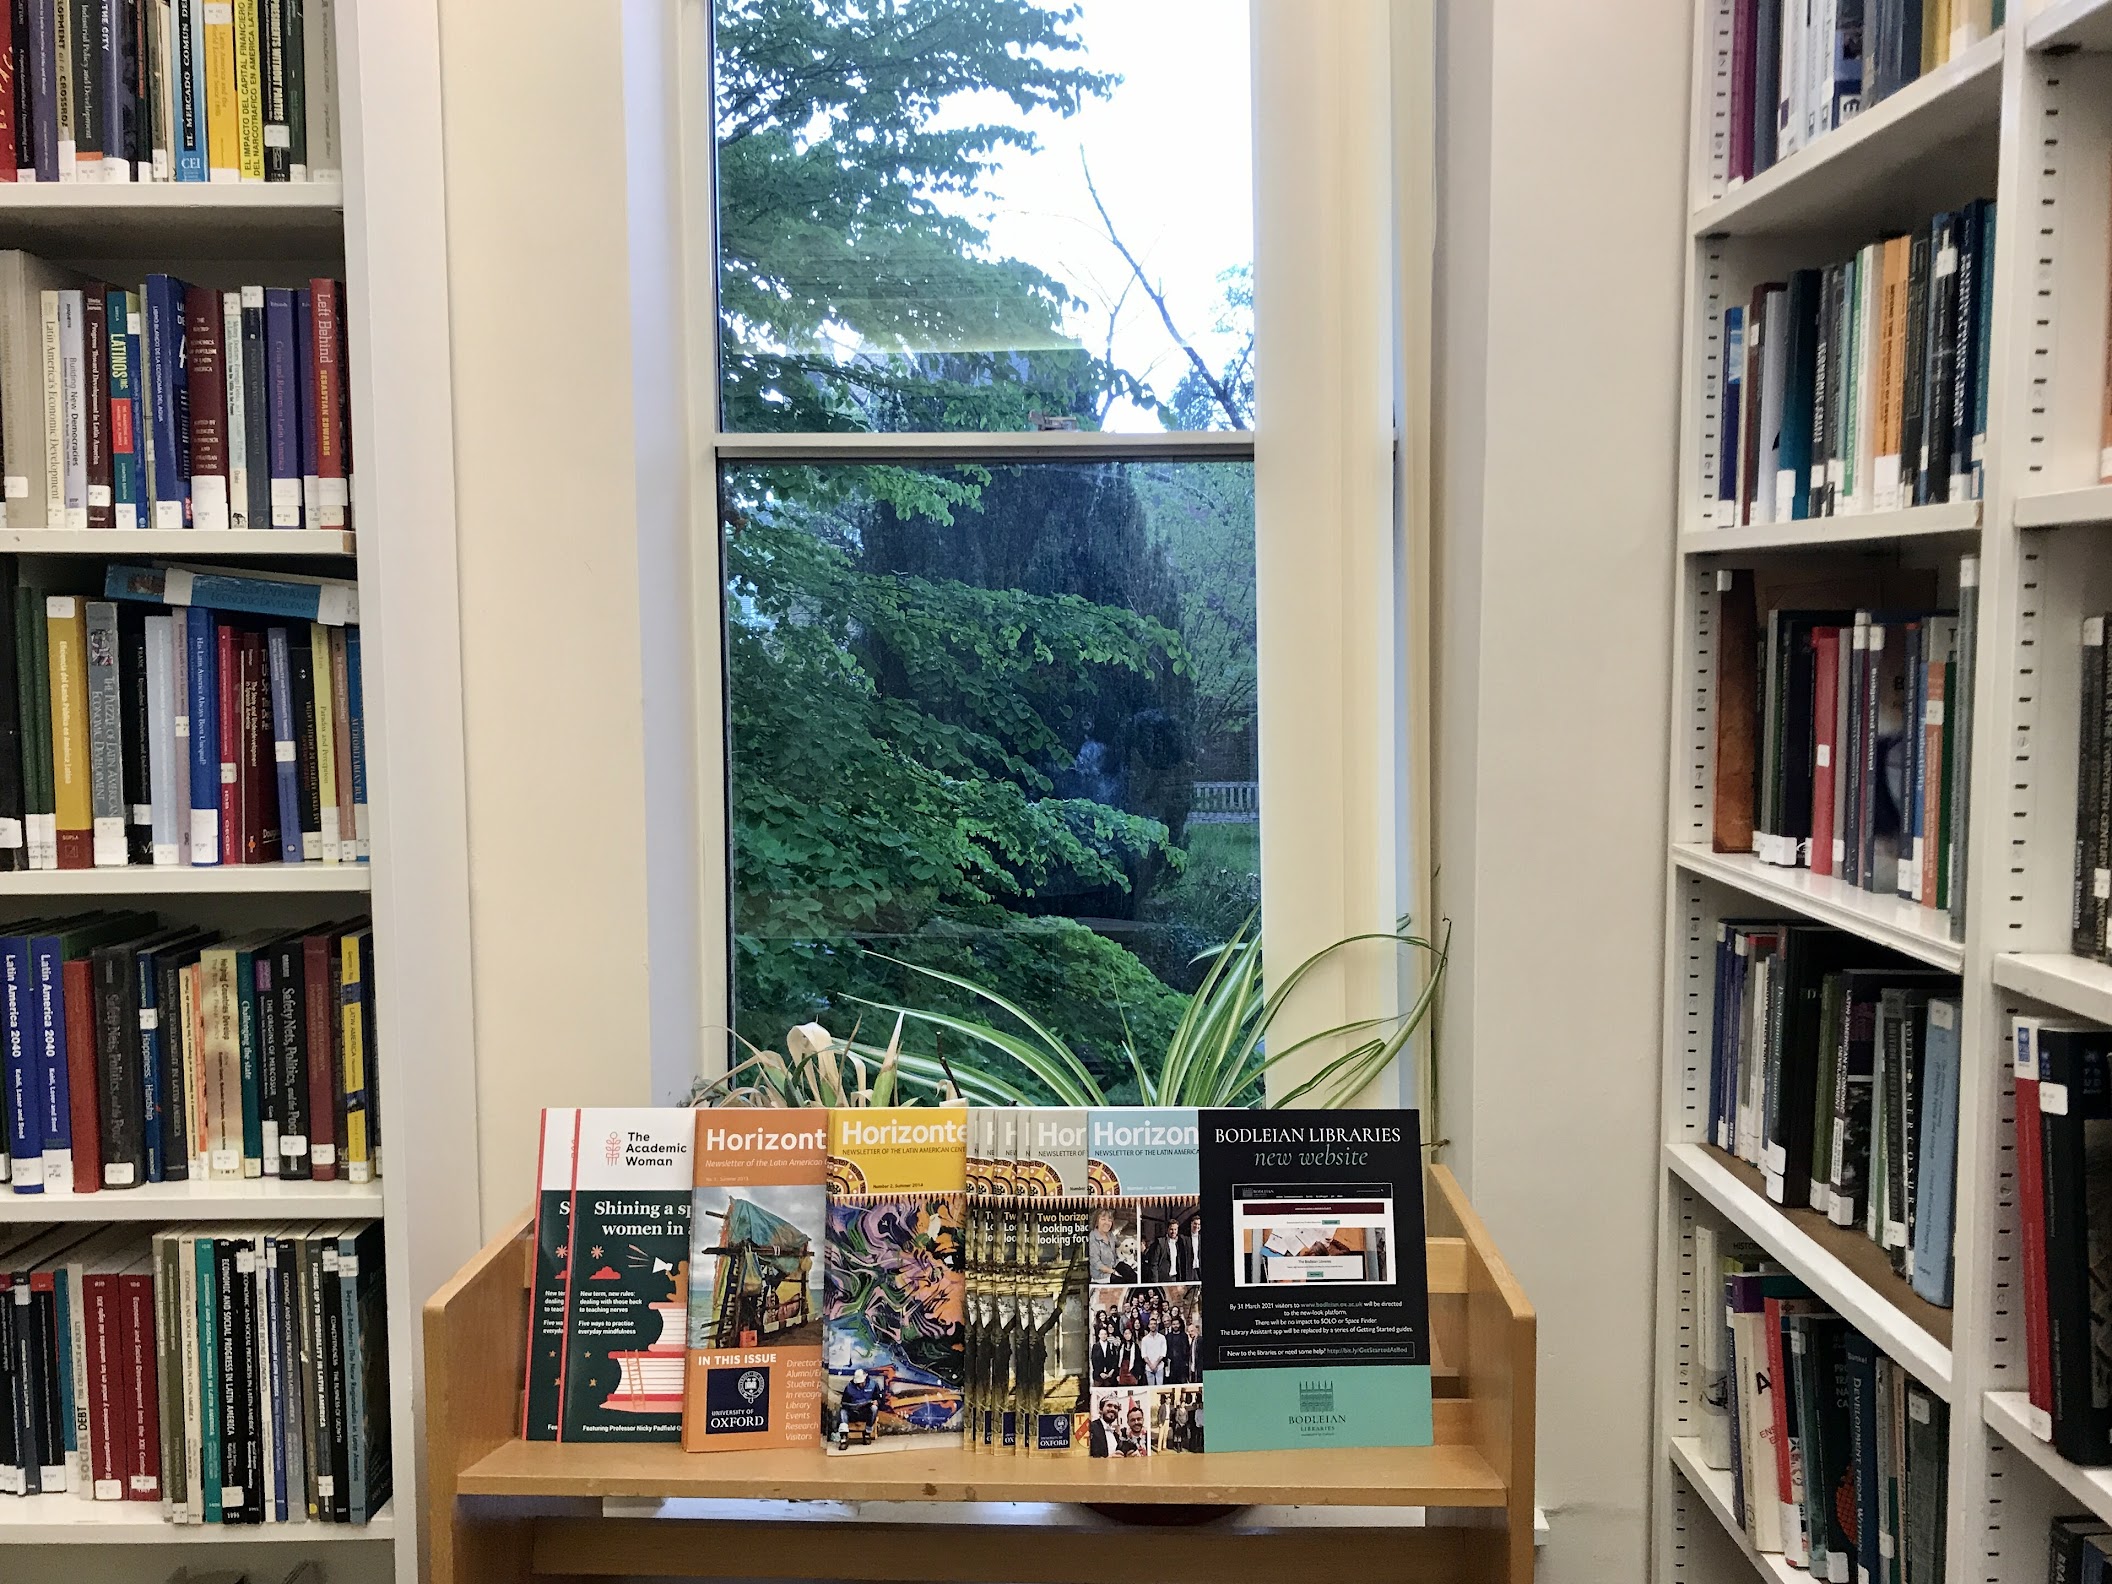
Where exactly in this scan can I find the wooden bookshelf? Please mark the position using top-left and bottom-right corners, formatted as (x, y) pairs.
(1653, 7), (2112, 1582)
(424, 1165), (1535, 1584)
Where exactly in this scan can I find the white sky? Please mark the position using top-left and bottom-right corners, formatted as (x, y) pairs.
(937, 0), (1254, 430)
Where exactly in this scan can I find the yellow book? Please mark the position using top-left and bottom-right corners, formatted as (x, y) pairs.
(824, 1105), (968, 1453)
(310, 622), (338, 861)
(233, 0), (265, 180)
(199, 947), (245, 1178)
(340, 929), (370, 1182)
(204, 0), (240, 181)
(1924, 0), (1949, 70)
(45, 596), (90, 870)
(179, 960), (206, 1176)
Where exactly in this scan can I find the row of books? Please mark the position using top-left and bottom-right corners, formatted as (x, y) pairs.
(2051, 1515), (2112, 1580)
(0, 0), (340, 184)
(1714, 203), (1996, 529)
(0, 1220), (388, 1525)
(0, 259), (353, 535)
(0, 912), (379, 1193)
(1722, 0), (1996, 193)
(2012, 1018), (2112, 1467)
(0, 561), (366, 871)
(1695, 1223), (1951, 1580)
(1713, 560), (1980, 928)
(527, 1104), (1427, 1460)
(1706, 921), (1961, 1307)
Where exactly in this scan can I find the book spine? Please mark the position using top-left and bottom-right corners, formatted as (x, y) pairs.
(58, 289), (85, 527)
(2104, 157), (2112, 481)
(46, 594), (89, 868)
(194, 1236), (218, 1521)
(309, 618), (334, 859)
(321, 1233), (345, 1517)
(301, 930), (332, 1178)
(251, 949), (275, 1173)
(1949, 557), (1978, 940)
(289, 619), (319, 857)
(240, 287), (265, 530)
(241, 629), (270, 859)
(293, 283), (315, 521)
(132, 945), (161, 1183)
(339, 927), (365, 1180)
(143, 615), (176, 863)
(345, 624), (363, 858)
(84, 1274), (120, 1496)
(84, 599), (123, 865)
(1972, 198), (1995, 498)
(119, 1271), (157, 1498)
(214, 620), (235, 861)
(93, 945), (140, 1184)
(309, 278), (343, 526)
(82, 287), (111, 527)
(185, 605), (217, 863)
(270, 940), (303, 1175)
(2080, 618), (2106, 956)
(153, 953), (184, 1177)
(151, 1237), (179, 1518)
(142, 276), (185, 526)
(2040, 1028), (2112, 1462)
(176, 1234), (199, 1520)
(300, 0), (328, 178)
(120, 605), (150, 866)
(257, 0), (283, 177)
(265, 626), (299, 860)
(182, 284), (227, 528)
(0, 569), (24, 872)
(26, 0), (51, 180)
(2012, 1018), (2056, 1438)
(61, 956), (95, 1190)
(229, 0), (256, 177)
(30, 934), (67, 1189)
(233, 945), (259, 1176)
(199, 0), (230, 177)
(327, 622), (349, 861)
(211, 1237), (239, 1516)
(0, 939), (33, 1187)
(68, 0), (98, 178)
(219, 290), (245, 527)
(170, 0), (199, 179)
(103, 562), (352, 624)
(263, 287), (299, 525)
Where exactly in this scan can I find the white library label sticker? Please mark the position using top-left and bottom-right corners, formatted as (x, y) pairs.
(2042, 1082), (2071, 1116)
(1815, 744), (1830, 768)
(1929, 1000), (1955, 1030)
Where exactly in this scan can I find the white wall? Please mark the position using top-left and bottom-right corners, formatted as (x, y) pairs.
(1433, 0), (1689, 1577)
(436, 0), (655, 1234)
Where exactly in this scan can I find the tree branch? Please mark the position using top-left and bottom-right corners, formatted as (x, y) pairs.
(1082, 157), (1248, 431)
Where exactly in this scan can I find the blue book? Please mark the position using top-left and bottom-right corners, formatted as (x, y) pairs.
(50, 1271), (75, 1463)
(27, 0), (57, 183)
(346, 626), (366, 860)
(174, 0), (207, 182)
(1828, 3), (1864, 132)
(143, 276), (190, 529)
(104, 0), (130, 181)
(1720, 305), (1743, 517)
(105, 563), (358, 627)
(1909, 996), (1962, 1305)
(1844, 1331), (1882, 1584)
(106, 289), (139, 529)
(294, 287), (317, 522)
(0, 932), (40, 1190)
(186, 607), (220, 866)
(31, 916), (153, 1192)
(264, 289), (302, 527)
(266, 628), (303, 862)
(1971, 200), (1997, 500)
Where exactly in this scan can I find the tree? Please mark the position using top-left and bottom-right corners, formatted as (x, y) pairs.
(712, 0), (1257, 1087)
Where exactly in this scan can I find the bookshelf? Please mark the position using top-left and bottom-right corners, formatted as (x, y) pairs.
(0, 6), (481, 1583)
(1652, 4), (2112, 1581)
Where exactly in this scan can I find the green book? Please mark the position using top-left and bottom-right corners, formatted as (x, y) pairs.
(196, 1235), (222, 1524)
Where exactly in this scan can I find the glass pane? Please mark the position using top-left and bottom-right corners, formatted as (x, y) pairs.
(713, 0), (1253, 434)
(723, 458), (1258, 1098)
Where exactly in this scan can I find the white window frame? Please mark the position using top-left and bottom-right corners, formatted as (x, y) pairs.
(625, 0), (1434, 1110)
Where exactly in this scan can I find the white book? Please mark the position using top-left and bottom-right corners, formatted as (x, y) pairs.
(223, 291), (249, 529)
(1694, 1223), (1732, 1469)
(304, 0), (340, 183)
(1853, 244), (1880, 514)
(57, 291), (87, 530)
(178, 1233), (203, 1522)
(145, 616), (181, 864)
(1778, 0), (1804, 160)
(40, 290), (65, 529)
(0, 256), (82, 528)
(1732, 1306), (1784, 1551)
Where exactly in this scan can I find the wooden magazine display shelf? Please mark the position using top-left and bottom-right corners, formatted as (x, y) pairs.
(424, 1162), (1535, 1583)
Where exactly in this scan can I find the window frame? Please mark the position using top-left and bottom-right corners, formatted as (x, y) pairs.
(642, 0), (1431, 1108)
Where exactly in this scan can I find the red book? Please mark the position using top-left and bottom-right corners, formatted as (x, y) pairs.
(2016, 1019), (2055, 1438)
(309, 280), (345, 527)
(182, 287), (230, 530)
(1809, 626), (1840, 877)
(217, 623), (239, 864)
(84, 1272), (124, 1499)
(63, 956), (100, 1193)
(1762, 1294), (1810, 1565)
(1728, 0), (1755, 186)
(117, 1272), (160, 1500)
(302, 931), (338, 1181)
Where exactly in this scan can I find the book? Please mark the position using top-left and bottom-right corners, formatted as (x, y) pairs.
(2037, 1024), (2112, 1464)
(823, 1105), (966, 1453)
(682, 1108), (826, 1451)
(1013, 1107), (1090, 1455)
(521, 1108), (692, 1443)
(2015, 1015), (2067, 1442)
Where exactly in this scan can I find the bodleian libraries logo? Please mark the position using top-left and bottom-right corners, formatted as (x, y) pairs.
(1291, 1377), (1346, 1432)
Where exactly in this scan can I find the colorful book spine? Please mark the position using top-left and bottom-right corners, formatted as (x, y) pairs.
(46, 593), (90, 869)
(344, 624), (364, 859)
(182, 284), (227, 529)
(199, 0), (231, 179)
(184, 604), (217, 864)
(142, 275), (186, 528)
(106, 288), (137, 527)
(103, 563), (356, 626)
(84, 599), (124, 867)
(265, 626), (300, 861)
(144, 615), (178, 864)
(263, 286), (299, 525)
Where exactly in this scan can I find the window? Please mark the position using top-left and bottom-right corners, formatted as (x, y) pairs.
(659, 0), (1420, 1105)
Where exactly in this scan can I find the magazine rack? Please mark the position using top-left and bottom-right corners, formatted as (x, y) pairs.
(423, 1164), (1535, 1583)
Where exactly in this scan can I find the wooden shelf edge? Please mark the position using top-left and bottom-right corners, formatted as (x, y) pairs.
(1668, 1436), (1805, 1582)
(1669, 846), (1964, 972)
(1665, 1142), (1954, 1397)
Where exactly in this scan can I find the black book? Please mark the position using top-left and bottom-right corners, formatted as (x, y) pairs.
(2050, 1516), (2112, 1584)
(1900, 230), (1933, 506)
(72, 0), (102, 170)
(0, 559), (24, 873)
(33, 1281), (63, 1491)
(1828, 969), (1946, 1228)
(271, 935), (309, 1179)
(119, 607), (151, 865)
(346, 1221), (391, 1518)
(1811, 265), (1836, 520)
(1825, 261), (1850, 517)
(2041, 1026), (2112, 1464)
(1902, 1383), (1947, 1578)
(1769, 611), (1857, 865)
(9, 0), (30, 178)
(1781, 270), (1822, 521)
(253, 949), (282, 1177)
(9, 1277), (40, 1492)
(260, 0), (290, 180)
(1765, 925), (1896, 1209)
(1888, 987), (1931, 1276)
(321, 1226), (350, 1520)
(303, 1230), (329, 1517)
(2095, 614), (2112, 965)
(2078, 618), (2108, 957)
(1920, 212), (1960, 506)
(2, 1277), (27, 1493)
(113, 0), (138, 175)
(92, 941), (143, 1188)
(1951, 200), (1986, 498)
(289, 626), (323, 856)
(237, 1234), (263, 1522)
(1844, 1330), (1881, 1584)
(242, 291), (268, 529)
(140, 929), (211, 1183)
(1752, 0), (1780, 177)
(211, 1237), (243, 1520)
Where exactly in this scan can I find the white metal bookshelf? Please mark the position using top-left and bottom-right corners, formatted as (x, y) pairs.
(1652, 2), (2112, 1580)
(0, 6), (482, 1580)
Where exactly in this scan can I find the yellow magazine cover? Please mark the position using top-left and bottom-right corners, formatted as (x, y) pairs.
(823, 1106), (966, 1453)
(682, 1109), (827, 1452)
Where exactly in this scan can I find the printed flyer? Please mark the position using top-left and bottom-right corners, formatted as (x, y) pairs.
(1197, 1107), (1431, 1451)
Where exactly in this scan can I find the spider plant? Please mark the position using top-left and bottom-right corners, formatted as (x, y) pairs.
(686, 1013), (970, 1109)
(845, 916), (1449, 1111)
